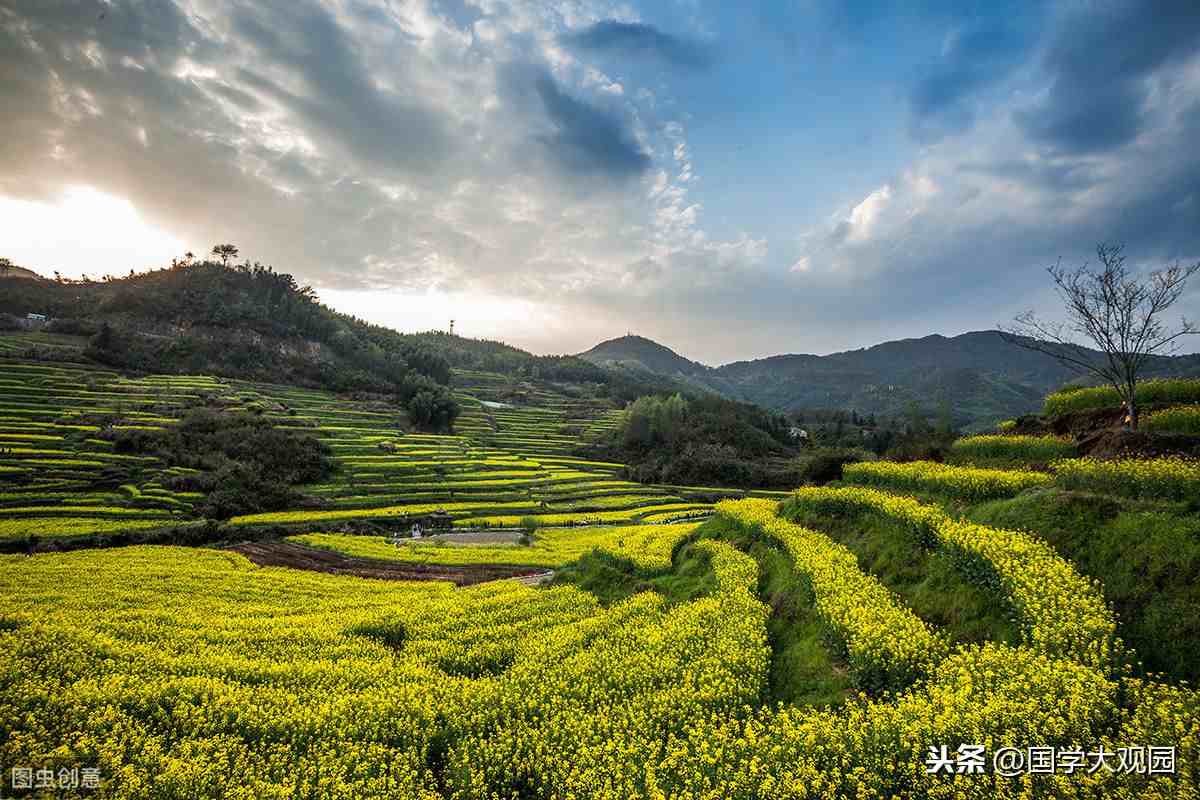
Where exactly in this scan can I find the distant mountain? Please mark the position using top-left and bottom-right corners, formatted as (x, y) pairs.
(580, 335), (710, 377)
(579, 331), (1200, 429)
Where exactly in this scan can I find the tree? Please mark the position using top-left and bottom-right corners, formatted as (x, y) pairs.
(0, 257), (11, 277)
(1002, 242), (1199, 429)
(211, 244), (239, 266)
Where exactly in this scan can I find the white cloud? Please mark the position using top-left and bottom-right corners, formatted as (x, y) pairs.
(846, 184), (891, 242)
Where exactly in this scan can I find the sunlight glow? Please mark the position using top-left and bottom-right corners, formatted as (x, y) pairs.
(0, 186), (185, 279)
(319, 287), (541, 341)
(317, 286), (612, 355)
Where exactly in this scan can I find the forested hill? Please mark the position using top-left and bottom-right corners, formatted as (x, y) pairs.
(1, 261), (467, 425)
(0, 261), (697, 422)
(580, 334), (710, 376)
(579, 330), (1200, 428)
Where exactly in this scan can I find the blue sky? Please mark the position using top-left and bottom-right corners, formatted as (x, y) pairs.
(1, 0), (1198, 362)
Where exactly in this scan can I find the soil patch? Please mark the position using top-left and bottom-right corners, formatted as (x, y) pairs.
(227, 540), (549, 585)
(1078, 429), (1200, 460)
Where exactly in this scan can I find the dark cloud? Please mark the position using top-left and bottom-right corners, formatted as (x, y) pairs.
(564, 21), (713, 69)
(955, 158), (1100, 194)
(909, 23), (1028, 140)
(231, 2), (453, 174)
(527, 68), (651, 179)
(1016, 0), (1200, 153)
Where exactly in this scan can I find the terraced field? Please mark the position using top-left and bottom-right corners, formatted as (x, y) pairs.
(2, 348), (1198, 798)
(3, 462), (1196, 797)
(0, 349), (717, 545)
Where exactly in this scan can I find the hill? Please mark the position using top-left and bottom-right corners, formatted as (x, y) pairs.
(0, 263), (44, 280)
(0, 260), (701, 429)
(0, 261), (467, 427)
(581, 331), (1200, 429)
(580, 334), (710, 377)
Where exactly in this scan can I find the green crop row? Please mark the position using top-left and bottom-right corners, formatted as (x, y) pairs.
(1043, 378), (1200, 416)
(842, 460), (1052, 500)
(720, 498), (947, 691)
(786, 486), (1119, 671)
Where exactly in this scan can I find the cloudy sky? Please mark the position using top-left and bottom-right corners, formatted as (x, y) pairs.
(2, 0), (1199, 363)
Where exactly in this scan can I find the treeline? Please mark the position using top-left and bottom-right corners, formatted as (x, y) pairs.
(790, 400), (958, 461)
(585, 394), (809, 489)
(2, 260), (459, 429)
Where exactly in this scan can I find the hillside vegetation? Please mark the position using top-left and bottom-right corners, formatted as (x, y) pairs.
(2, 261), (465, 428)
(581, 393), (819, 489)
(581, 331), (1200, 428)
(2, 312), (1199, 797)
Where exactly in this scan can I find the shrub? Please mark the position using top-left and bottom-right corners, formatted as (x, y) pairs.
(45, 317), (97, 336)
(795, 447), (873, 484)
(112, 409), (335, 519)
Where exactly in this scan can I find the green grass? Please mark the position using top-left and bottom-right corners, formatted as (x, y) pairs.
(550, 537), (718, 608)
(779, 503), (1022, 649)
(968, 487), (1200, 683)
(699, 515), (855, 707)
(1043, 378), (1200, 417)
(1142, 405), (1200, 435)
(949, 434), (1077, 467)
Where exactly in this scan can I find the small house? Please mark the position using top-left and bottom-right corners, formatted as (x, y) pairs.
(26, 313), (47, 323)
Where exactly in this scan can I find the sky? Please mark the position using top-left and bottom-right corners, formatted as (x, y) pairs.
(1, 0), (1199, 364)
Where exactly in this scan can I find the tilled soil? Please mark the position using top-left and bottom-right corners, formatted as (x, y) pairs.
(227, 540), (550, 586)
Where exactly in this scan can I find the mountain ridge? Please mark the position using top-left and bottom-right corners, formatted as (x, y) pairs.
(579, 330), (1200, 428)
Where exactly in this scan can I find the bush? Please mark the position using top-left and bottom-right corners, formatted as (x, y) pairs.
(45, 317), (97, 335)
(112, 409), (335, 519)
(794, 447), (872, 484)
(408, 385), (459, 431)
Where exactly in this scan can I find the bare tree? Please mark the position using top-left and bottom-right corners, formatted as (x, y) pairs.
(211, 243), (239, 266)
(1002, 242), (1199, 429)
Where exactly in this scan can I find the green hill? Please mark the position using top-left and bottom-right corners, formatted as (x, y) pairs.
(580, 334), (710, 377)
(581, 330), (1200, 429)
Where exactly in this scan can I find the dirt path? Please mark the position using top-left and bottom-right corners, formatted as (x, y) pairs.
(227, 540), (550, 586)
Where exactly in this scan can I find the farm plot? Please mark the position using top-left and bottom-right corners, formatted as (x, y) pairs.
(290, 521), (699, 569)
(0, 357), (718, 544)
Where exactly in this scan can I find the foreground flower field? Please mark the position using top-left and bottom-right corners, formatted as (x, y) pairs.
(3, 494), (1196, 799)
